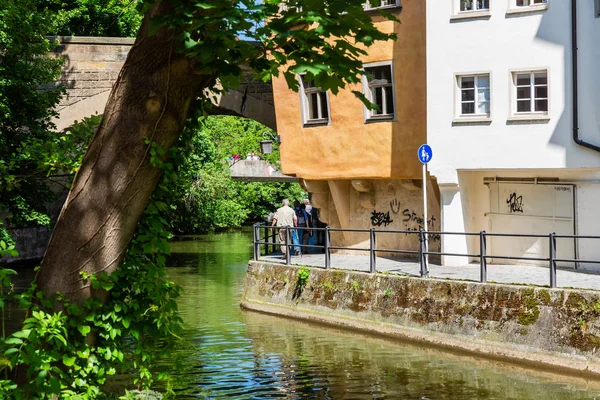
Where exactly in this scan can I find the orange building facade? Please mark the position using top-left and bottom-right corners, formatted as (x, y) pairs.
(272, 0), (440, 252)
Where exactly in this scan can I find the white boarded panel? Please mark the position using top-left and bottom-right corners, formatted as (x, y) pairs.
(553, 185), (574, 219)
(488, 183), (575, 267)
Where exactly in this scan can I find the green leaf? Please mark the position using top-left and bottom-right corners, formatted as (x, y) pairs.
(78, 325), (91, 336)
(63, 355), (76, 367)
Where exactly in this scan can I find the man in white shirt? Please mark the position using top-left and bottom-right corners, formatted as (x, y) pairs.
(271, 199), (297, 258)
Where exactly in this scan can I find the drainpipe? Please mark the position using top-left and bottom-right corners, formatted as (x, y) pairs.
(571, 0), (600, 152)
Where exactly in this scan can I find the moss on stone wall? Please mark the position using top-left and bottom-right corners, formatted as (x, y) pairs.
(244, 262), (600, 358)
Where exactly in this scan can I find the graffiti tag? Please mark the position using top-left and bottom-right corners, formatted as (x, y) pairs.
(401, 209), (440, 242)
(390, 198), (401, 215)
(402, 209), (437, 229)
(506, 192), (524, 213)
(371, 210), (394, 227)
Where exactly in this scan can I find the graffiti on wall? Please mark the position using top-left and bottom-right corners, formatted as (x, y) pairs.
(402, 209), (440, 242)
(506, 192), (524, 213)
(371, 211), (394, 227)
(390, 198), (401, 215)
(370, 198), (440, 242)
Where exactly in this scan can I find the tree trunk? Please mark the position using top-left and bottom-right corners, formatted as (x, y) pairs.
(36, 2), (207, 306)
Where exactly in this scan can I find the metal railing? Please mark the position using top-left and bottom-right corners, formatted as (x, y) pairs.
(252, 223), (600, 289)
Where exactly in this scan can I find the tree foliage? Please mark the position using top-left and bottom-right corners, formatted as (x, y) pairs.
(170, 116), (305, 233)
(46, 0), (143, 37)
(153, 0), (397, 105)
(0, 143), (182, 398)
(0, 0), (66, 241)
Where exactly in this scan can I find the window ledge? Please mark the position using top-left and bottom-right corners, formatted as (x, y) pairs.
(506, 4), (549, 16)
(452, 117), (492, 125)
(365, 116), (395, 124)
(507, 114), (550, 122)
(450, 10), (492, 21)
(303, 120), (329, 128)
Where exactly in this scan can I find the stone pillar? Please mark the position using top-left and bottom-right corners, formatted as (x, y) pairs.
(439, 183), (469, 266)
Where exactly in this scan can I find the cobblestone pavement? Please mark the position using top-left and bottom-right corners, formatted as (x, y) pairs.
(259, 252), (600, 291)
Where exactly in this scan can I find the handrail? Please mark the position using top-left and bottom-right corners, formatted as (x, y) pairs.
(253, 223), (600, 289)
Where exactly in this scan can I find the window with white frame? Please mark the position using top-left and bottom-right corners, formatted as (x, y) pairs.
(299, 76), (329, 126)
(363, 0), (400, 11)
(512, 71), (548, 114)
(460, 0), (489, 12)
(362, 63), (395, 121)
(516, 0), (547, 7)
(457, 74), (490, 117)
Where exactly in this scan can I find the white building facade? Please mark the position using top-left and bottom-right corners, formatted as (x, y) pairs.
(426, 0), (600, 268)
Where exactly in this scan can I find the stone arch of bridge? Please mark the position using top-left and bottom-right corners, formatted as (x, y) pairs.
(51, 36), (276, 132)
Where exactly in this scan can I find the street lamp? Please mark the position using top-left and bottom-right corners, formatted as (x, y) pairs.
(260, 139), (273, 155)
(260, 131), (280, 155)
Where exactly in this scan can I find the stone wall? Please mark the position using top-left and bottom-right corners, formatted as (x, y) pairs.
(52, 37), (134, 131)
(242, 261), (600, 377)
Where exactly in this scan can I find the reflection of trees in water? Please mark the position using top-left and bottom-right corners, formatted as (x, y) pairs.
(241, 311), (599, 400)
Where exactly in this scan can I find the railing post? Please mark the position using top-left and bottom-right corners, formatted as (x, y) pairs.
(253, 223), (259, 261)
(549, 232), (557, 288)
(419, 229), (428, 278)
(263, 225), (268, 256)
(370, 228), (377, 273)
(480, 231), (487, 283)
(325, 226), (331, 269)
(271, 228), (276, 254)
(285, 226), (292, 265)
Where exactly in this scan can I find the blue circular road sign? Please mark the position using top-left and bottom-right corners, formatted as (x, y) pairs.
(418, 144), (432, 164)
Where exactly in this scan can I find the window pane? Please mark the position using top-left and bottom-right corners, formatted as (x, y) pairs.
(517, 0), (528, 6)
(476, 75), (490, 88)
(516, 86), (531, 100)
(477, 101), (490, 114)
(477, 0), (489, 10)
(461, 0), (473, 11)
(535, 86), (548, 99)
(461, 77), (475, 89)
(462, 102), (475, 114)
(516, 74), (531, 86)
(477, 88), (490, 102)
(535, 100), (548, 112)
(385, 86), (394, 115)
(374, 87), (384, 114)
(320, 92), (328, 119)
(310, 93), (319, 119)
(367, 66), (391, 84)
(462, 89), (475, 102)
(517, 100), (531, 112)
(534, 73), (548, 85)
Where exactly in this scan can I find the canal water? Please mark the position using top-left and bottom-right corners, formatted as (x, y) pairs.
(164, 230), (600, 399)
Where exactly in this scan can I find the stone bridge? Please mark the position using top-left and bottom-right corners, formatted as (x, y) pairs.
(51, 36), (276, 131)
(229, 160), (297, 182)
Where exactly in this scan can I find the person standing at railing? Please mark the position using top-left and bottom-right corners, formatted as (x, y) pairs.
(295, 203), (310, 255)
(271, 199), (297, 259)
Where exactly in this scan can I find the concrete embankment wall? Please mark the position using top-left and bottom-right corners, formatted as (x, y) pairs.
(241, 261), (600, 378)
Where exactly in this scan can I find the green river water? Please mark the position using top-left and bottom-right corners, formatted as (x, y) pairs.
(160, 230), (600, 399)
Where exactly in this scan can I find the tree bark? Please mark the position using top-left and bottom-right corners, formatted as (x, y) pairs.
(36, 2), (208, 306)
